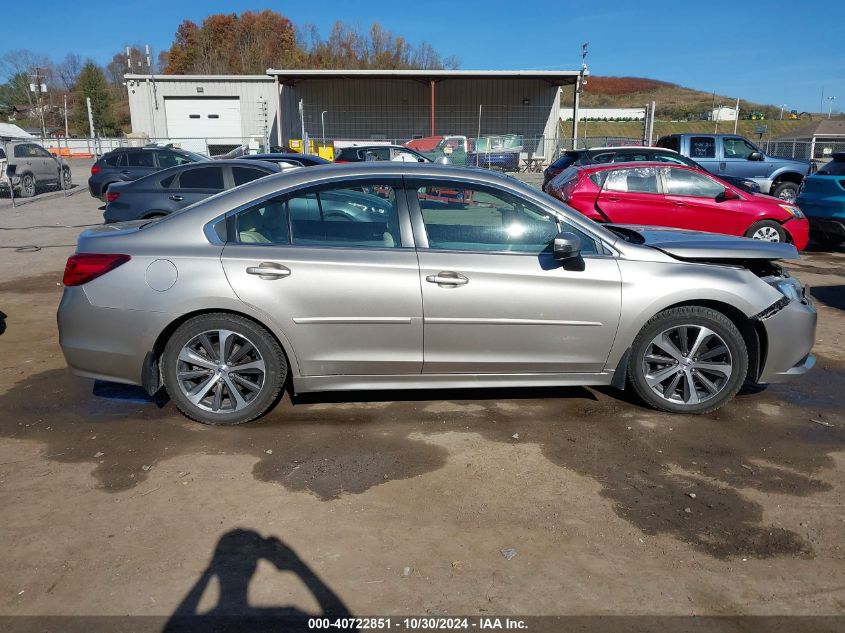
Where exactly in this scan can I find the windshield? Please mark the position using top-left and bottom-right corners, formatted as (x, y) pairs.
(180, 150), (212, 162)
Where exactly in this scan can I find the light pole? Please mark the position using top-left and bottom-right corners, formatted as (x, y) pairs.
(321, 110), (328, 154)
(780, 104), (787, 120)
(827, 96), (837, 119)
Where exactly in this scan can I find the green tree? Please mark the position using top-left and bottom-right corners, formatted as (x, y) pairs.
(72, 62), (118, 136)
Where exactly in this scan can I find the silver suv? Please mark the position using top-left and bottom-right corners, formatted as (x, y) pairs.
(57, 163), (816, 425)
(0, 141), (71, 197)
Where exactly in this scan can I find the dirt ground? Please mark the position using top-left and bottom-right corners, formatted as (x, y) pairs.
(0, 174), (844, 628)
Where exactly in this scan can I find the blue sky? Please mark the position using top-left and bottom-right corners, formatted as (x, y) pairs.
(3, 0), (842, 113)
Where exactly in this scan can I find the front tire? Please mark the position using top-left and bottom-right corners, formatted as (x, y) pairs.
(745, 220), (786, 243)
(61, 168), (72, 190)
(162, 313), (287, 425)
(628, 306), (748, 414)
(771, 181), (798, 203)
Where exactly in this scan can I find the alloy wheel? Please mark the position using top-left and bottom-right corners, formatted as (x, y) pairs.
(22, 175), (35, 196)
(176, 329), (266, 413)
(642, 325), (733, 405)
(751, 226), (781, 242)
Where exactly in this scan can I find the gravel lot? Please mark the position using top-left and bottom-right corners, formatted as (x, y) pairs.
(0, 170), (843, 627)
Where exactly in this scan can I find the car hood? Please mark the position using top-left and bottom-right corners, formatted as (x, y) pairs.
(609, 224), (799, 261)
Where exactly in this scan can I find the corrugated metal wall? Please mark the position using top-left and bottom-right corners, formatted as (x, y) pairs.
(281, 78), (560, 156)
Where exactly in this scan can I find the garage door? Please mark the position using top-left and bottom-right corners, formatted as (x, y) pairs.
(164, 97), (242, 138)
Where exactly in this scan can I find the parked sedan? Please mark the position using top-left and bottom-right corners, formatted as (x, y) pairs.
(797, 153), (845, 249)
(545, 162), (809, 250)
(334, 145), (430, 163)
(59, 163), (815, 425)
(103, 160), (280, 223)
(543, 146), (760, 194)
(89, 146), (209, 200)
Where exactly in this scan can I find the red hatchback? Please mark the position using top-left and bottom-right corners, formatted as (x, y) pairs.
(544, 162), (809, 250)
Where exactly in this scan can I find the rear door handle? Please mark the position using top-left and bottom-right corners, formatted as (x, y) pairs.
(246, 262), (291, 279)
(120, 170), (130, 176)
(169, 195), (184, 201)
(672, 201), (686, 207)
(719, 162), (726, 170)
(426, 271), (468, 286)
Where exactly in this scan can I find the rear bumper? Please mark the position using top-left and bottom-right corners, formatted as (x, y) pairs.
(58, 286), (173, 386)
(756, 297), (817, 383)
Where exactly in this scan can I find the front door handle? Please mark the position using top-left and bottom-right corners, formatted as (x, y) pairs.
(246, 262), (291, 280)
(672, 200), (686, 207)
(719, 162), (726, 171)
(426, 271), (468, 286)
(169, 194), (184, 201)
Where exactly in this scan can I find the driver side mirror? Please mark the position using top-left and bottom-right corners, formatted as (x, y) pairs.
(716, 188), (740, 202)
(553, 231), (581, 260)
(748, 151), (763, 161)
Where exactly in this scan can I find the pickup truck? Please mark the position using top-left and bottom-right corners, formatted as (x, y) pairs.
(405, 135), (522, 171)
(656, 134), (811, 203)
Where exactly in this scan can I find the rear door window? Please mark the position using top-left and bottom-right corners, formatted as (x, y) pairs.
(288, 184), (401, 248)
(235, 198), (290, 245)
(126, 152), (155, 167)
(178, 166), (225, 190)
(103, 153), (122, 166)
(598, 167), (661, 194)
(656, 136), (680, 152)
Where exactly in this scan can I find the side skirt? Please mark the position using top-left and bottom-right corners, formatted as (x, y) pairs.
(293, 372), (615, 393)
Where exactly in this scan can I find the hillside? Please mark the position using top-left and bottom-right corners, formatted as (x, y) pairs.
(561, 119), (810, 142)
(561, 76), (805, 122)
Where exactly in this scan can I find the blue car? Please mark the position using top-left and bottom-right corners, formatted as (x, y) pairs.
(798, 153), (845, 248)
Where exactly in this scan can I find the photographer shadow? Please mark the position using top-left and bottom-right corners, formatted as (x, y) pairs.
(163, 528), (355, 633)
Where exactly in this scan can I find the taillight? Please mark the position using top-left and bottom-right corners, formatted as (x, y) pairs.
(106, 191), (120, 203)
(91, 164), (101, 175)
(559, 179), (578, 202)
(63, 254), (130, 286)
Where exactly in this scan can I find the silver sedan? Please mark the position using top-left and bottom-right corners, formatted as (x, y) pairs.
(58, 163), (816, 425)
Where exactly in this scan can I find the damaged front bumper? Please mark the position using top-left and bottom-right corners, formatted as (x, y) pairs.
(755, 293), (817, 383)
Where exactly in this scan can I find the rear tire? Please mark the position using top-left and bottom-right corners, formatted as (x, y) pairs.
(628, 306), (748, 414)
(745, 220), (786, 243)
(61, 168), (72, 190)
(771, 181), (798, 203)
(162, 313), (287, 425)
(19, 173), (36, 198)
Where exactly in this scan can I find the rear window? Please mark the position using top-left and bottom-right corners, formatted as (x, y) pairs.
(818, 158), (845, 176)
(550, 153), (578, 170)
(656, 136), (680, 152)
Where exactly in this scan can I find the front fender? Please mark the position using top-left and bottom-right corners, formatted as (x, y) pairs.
(605, 259), (782, 370)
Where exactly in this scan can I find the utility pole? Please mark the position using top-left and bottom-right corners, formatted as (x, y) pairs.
(733, 97), (740, 134)
(779, 104), (787, 120)
(29, 67), (47, 137)
(571, 42), (588, 150)
(86, 96), (96, 154)
(63, 94), (69, 138)
(828, 96), (837, 119)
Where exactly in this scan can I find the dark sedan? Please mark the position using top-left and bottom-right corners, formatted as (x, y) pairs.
(103, 160), (280, 223)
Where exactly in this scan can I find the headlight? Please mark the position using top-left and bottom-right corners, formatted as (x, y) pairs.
(769, 276), (803, 302)
(779, 204), (805, 219)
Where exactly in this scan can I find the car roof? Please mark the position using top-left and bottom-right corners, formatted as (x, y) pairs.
(575, 161), (697, 172)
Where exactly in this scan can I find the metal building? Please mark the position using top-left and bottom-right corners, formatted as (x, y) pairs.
(125, 74), (276, 154)
(126, 69), (581, 159)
